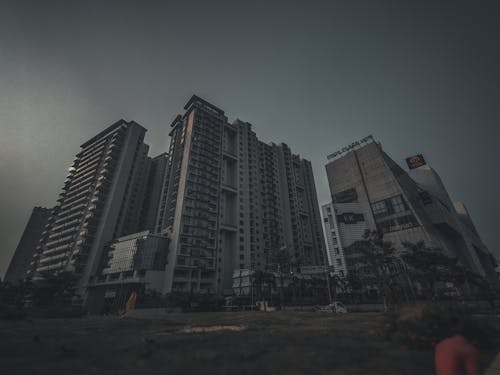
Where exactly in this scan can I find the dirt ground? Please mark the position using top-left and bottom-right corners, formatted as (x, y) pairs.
(1, 312), (498, 375)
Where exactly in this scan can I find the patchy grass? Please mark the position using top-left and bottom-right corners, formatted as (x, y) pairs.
(0, 312), (498, 374)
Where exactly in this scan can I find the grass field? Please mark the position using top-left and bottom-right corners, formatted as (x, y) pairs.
(1, 312), (498, 374)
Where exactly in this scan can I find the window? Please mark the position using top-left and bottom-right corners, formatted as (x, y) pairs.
(371, 200), (387, 217)
(420, 191), (432, 205)
(336, 258), (342, 267)
(390, 195), (406, 213)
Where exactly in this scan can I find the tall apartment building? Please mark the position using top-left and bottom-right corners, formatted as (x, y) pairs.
(156, 95), (327, 294)
(31, 120), (151, 291)
(84, 153), (169, 312)
(323, 137), (499, 289)
(4, 207), (52, 285)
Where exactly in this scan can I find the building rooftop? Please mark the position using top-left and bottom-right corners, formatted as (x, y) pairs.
(184, 95), (225, 116)
(80, 119), (147, 148)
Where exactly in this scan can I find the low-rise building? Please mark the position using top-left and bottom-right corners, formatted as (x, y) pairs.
(85, 231), (169, 313)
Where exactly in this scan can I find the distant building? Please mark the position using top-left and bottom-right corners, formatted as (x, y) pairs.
(31, 120), (152, 292)
(453, 201), (498, 287)
(85, 231), (169, 313)
(4, 207), (51, 285)
(324, 137), (499, 290)
(155, 95), (327, 294)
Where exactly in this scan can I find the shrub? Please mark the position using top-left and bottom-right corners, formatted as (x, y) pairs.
(383, 302), (493, 349)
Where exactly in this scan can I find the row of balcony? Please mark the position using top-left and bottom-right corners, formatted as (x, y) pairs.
(47, 225), (78, 241)
(73, 150), (105, 174)
(67, 172), (97, 192)
(56, 202), (88, 219)
(36, 262), (65, 273)
(78, 135), (110, 158)
(38, 252), (67, 265)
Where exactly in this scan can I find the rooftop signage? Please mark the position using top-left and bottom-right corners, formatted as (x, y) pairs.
(406, 154), (426, 169)
(327, 135), (375, 161)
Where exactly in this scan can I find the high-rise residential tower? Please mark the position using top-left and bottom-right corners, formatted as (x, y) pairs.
(4, 207), (51, 285)
(31, 120), (150, 291)
(156, 96), (327, 294)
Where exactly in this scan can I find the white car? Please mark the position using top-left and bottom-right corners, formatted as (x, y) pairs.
(315, 301), (348, 314)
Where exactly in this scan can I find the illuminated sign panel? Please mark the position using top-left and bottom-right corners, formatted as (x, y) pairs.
(406, 154), (426, 169)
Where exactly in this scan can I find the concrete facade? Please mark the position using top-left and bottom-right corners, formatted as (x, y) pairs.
(155, 96), (327, 294)
(324, 138), (499, 289)
(138, 153), (169, 232)
(31, 120), (151, 291)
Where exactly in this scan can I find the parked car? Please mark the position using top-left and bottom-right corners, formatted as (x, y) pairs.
(314, 301), (348, 314)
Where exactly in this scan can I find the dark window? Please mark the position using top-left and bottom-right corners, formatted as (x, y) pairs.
(371, 201), (388, 218)
(420, 191), (432, 205)
(333, 188), (358, 203)
(389, 195), (406, 213)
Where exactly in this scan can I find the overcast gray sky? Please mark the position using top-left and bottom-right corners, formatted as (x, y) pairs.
(1, 0), (499, 277)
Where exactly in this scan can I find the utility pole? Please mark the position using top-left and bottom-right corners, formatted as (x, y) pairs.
(325, 267), (333, 304)
(278, 264), (284, 310)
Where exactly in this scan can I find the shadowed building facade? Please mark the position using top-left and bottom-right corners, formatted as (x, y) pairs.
(324, 137), (499, 290)
(156, 96), (327, 294)
(4, 207), (52, 285)
(31, 120), (152, 292)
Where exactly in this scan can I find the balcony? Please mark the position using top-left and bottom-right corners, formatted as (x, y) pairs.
(221, 183), (237, 194)
(36, 262), (65, 272)
(222, 149), (238, 160)
(57, 202), (88, 218)
(38, 252), (67, 264)
(220, 223), (238, 232)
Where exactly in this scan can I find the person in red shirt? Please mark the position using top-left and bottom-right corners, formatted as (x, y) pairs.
(435, 334), (480, 375)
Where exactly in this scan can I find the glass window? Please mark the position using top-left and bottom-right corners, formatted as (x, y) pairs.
(390, 195), (406, 213)
(371, 200), (387, 217)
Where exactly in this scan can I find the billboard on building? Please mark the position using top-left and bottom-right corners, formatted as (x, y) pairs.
(406, 154), (426, 169)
